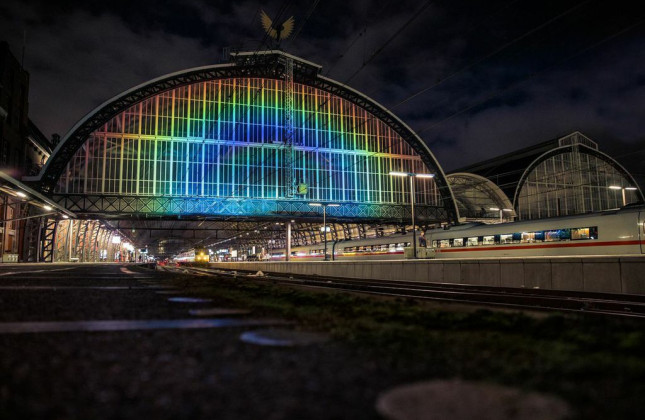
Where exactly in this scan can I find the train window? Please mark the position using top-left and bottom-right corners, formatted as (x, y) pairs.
(500, 234), (513, 244)
(521, 232), (535, 243)
(431, 240), (438, 248)
(466, 237), (479, 246)
(483, 235), (495, 245)
(438, 239), (450, 248)
(571, 227), (597, 240)
(545, 230), (562, 242)
(571, 228), (587, 240)
(452, 238), (464, 247)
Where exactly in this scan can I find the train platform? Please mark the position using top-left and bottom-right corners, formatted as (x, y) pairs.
(0, 263), (416, 419)
(213, 254), (645, 295)
(2, 263), (643, 419)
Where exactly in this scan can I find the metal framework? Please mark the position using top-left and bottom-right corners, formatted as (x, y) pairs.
(447, 172), (515, 221)
(41, 218), (57, 262)
(28, 51), (458, 224)
(48, 219), (124, 262)
(514, 144), (644, 219)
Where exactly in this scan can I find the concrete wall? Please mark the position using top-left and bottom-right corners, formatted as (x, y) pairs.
(209, 256), (645, 295)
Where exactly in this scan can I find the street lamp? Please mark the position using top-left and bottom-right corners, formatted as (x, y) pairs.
(609, 185), (638, 206)
(389, 171), (435, 259)
(309, 202), (340, 261)
(489, 207), (513, 223)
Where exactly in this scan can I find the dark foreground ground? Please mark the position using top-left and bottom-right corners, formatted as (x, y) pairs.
(1, 263), (644, 419)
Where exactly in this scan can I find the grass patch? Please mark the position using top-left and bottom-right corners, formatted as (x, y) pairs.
(170, 273), (645, 420)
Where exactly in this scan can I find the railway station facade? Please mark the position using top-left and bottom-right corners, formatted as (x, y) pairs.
(451, 132), (643, 221)
(1, 47), (643, 262)
(14, 51), (460, 261)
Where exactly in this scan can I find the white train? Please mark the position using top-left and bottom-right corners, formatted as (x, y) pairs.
(268, 204), (645, 260)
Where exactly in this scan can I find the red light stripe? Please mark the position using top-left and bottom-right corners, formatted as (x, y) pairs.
(437, 240), (643, 253)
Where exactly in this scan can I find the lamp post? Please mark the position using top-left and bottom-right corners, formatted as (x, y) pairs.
(309, 203), (340, 261)
(389, 171), (435, 259)
(489, 207), (513, 223)
(609, 185), (638, 206)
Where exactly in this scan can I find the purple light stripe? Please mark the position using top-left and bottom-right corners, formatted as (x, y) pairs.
(0, 318), (290, 334)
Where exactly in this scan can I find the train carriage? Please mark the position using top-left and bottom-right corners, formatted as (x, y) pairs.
(429, 205), (644, 258)
(267, 204), (645, 261)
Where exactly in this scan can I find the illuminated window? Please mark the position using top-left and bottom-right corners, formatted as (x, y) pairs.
(571, 227), (597, 240)
(500, 234), (513, 244)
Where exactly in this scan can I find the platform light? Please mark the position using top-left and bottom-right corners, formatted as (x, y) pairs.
(43, 205), (53, 211)
(489, 207), (513, 222)
(308, 203), (340, 261)
(609, 185), (637, 206)
(388, 172), (435, 259)
(16, 192), (27, 198)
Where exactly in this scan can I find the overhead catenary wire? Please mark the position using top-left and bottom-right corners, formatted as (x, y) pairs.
(390, 0), (592, 111)
(415, 16), (645, 137)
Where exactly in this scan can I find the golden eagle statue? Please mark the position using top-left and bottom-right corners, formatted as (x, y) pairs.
(260, 10), (295, 42)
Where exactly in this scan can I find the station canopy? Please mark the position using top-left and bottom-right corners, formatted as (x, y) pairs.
(26, 51), (459, 255)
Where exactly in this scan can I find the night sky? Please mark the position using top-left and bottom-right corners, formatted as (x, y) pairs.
(2, 0), (645, 186)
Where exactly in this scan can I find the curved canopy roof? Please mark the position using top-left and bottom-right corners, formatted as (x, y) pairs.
(447, 172), (515, 222)
(27, 50), (458, 223)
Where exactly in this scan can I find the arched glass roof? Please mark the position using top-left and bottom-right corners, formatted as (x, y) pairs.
(28, 51), (458, 223)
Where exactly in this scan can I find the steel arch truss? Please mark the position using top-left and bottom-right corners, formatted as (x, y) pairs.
(31, 51), (458, 224)
(49, 194), (449, 223)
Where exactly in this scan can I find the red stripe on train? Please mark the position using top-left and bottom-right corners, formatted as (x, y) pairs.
(436, 240), (643, 253)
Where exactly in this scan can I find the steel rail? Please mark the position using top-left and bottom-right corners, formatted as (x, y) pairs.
(168, 266), (645, 318)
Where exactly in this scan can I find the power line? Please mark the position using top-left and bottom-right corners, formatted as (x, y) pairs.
(344, 0), (434, 84)
(415, 16), (645, 136)
(390, 0), (592, 111)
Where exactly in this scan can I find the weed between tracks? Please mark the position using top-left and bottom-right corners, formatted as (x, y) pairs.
(171, 273), (645, 420)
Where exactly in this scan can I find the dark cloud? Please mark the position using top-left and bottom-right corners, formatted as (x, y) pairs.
(2, 0), (644, 186)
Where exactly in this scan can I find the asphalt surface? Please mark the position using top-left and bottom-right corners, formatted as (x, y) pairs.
(0, 263), (404, 420)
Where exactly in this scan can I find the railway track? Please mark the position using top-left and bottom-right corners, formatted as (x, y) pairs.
(164, 265), (645, 319)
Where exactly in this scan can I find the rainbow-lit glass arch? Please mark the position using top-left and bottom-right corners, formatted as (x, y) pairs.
(31, 51), (459, 222)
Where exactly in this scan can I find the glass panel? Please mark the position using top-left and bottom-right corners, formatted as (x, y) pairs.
(56, 78), (443, 208)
